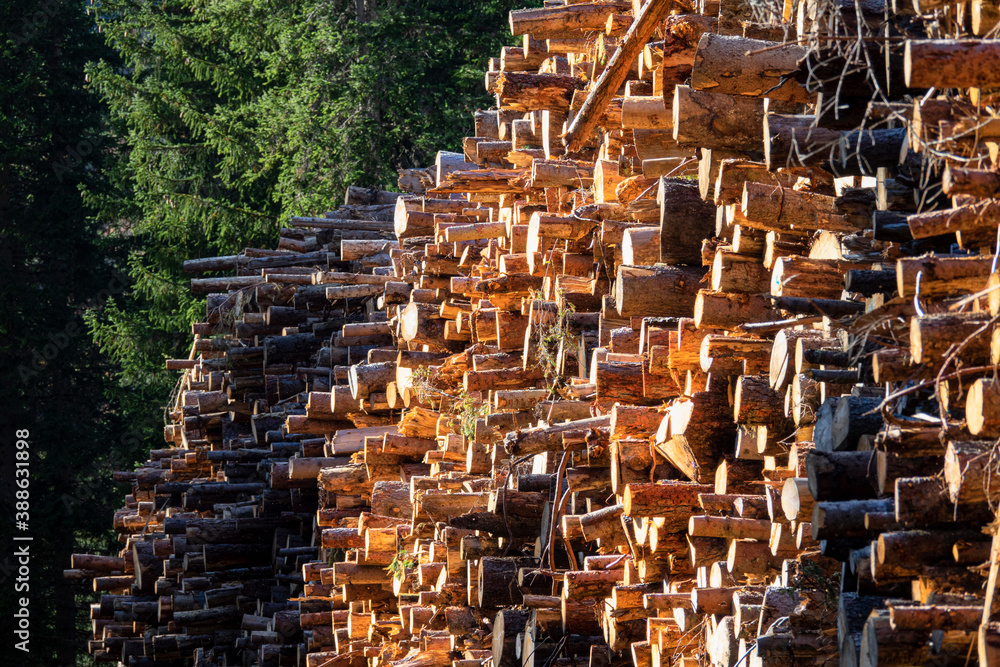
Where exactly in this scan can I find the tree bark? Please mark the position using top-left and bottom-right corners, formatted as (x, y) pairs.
(672, 85), (765, 152)
(905, 39), (1000, 89)
(691, 34), (809, 103)
(615, 265), (706, 318)
(658, 177), (717, 265)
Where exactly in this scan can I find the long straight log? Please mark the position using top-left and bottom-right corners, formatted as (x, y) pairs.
(563, 0), (674, 152)
(907, 201), (1000, 239)
(691, 34), (809, 103)
(508, 2), (633, 38)
(504, 415), (611, 457)
(904, 39), (1000, 89)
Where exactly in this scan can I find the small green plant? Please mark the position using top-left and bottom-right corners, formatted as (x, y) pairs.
(409, 365), (488, 440)
(386, 548), (418, 580)
(532, 294), (577, 394)
(410, 364), (434, 400)
(792, 560), (840, 609)
(453, 389), (491, 440)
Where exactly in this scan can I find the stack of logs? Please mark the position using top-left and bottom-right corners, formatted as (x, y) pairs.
(69, 0), (1000, 665)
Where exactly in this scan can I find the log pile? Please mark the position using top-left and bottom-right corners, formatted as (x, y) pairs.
(69, 1), (1000, 666)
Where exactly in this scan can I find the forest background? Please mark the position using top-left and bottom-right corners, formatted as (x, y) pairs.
(0, 0), (537, 663)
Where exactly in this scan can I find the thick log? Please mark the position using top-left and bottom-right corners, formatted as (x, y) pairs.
(733, 375), (786, 426)
(764, 114), (838, 172)
(661, 390), (737, 483)
(395, 201), (435, 239)
(527, 212), (596, 254)
(812, 498), (892, 540)
(615, 265), (706, 318)
(967, 378), (1000, 438)
(464, 367), (544, 393)
(672, 85), (765, 152)
(896, 254), (994, 300)
(907, 200), (1000, 240)
(621, 96), (672, 130)
(658, 178), (717, 266)
(504, 415), (611, 457)
(497, 73), (580, 114)
(829, 395), (882, 452)
(944, 440), (999, 504)
(478, 557), (525, 608)
(742, 183), (856, 234)
(689, 515), (771, 541)
(943, 166), (1000, 198)
(889, 604), (983, 631)
(781, 478), (814, 521)
(508, 2), (633, 37)
(878, 530), (988, 570)
(348, 361), (396, 400)
(623, 482), (714, 516)
(904, 39), (1000, 89)
(531, 159), (594, 188)
(691, 34), (809, 103)
(910, 312), (992, 365)
(770, 329), (824, 391)
(700, 336), (771, 375)
(579, 504), (627, 544)
(771, 256), (856, 300)
(341, 239), (398, 261)
(806, 451), (877, 501)
(400, 303), (449, 352)
(596, 361), (657, 407)
(493, 609), (530, 667)
(622, 227), (660, 266)
(693, 291), (776, 330)
(714, 161), (795, 206)
(727, 539), (787, 576)
(711, 249), (771, 294)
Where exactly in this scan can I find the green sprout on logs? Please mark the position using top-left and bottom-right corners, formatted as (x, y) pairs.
(386, 548), (418, 580)
(528, 289), (577, 395)
(410, 366), (489, 440)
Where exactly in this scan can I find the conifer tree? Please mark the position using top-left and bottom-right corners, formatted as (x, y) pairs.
(85, 0), (534, 382)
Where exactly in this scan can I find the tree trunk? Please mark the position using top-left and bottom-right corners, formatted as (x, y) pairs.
(692, 34), (809, 103)
(711, 249), (771, 293)
(508, 1), (633, 37)
(742, 183), (858, 234)
(904, 39), (1000, 89)
(672, 85), (765, 152)
(895, 254), (993, 299)
(658, 177), (717, 265)
(967, 378), (1000, 438)
(910, 312), (991, 365)
(615, 265), (706, 318)
(694, 291), (776, 330)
